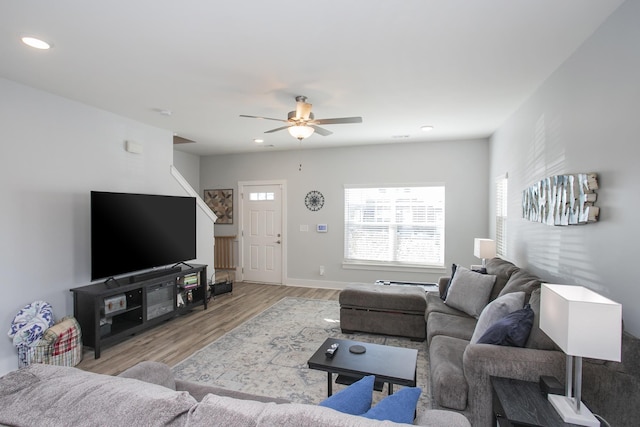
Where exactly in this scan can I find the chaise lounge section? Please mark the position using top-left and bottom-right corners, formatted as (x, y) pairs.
(340, 283), (427, 341)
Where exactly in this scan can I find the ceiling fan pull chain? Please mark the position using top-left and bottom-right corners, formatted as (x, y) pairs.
(298, 140), (303, 171)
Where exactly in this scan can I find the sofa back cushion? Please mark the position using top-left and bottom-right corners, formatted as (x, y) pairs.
(485, 258), (520, 301)
(118, 360), (176, 390)
(0, 364), (196, 426)
(525, 288), (558, 350)
(190, 394), (267, 426)
(498, 270), (541, 301)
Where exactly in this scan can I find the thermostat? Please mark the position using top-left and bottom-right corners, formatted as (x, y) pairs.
(317, 224), (328, 233)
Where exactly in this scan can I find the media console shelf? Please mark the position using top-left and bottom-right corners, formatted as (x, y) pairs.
(71, 264), (207, 359)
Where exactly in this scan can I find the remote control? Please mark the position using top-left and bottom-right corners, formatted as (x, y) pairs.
(325, 343), (339, 358)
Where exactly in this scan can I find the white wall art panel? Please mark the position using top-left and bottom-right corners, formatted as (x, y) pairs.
(522, 173), (599, 225)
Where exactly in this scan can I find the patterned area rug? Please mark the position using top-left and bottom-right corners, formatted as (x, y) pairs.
(172, 297), (431, 407)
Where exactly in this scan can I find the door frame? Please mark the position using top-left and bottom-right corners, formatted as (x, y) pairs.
(237, 179), (287, 284)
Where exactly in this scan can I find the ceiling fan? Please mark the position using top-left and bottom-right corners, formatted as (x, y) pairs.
(240, 95), (363, 140)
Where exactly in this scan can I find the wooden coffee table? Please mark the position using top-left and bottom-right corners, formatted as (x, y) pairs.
(307, 337), (418, 396)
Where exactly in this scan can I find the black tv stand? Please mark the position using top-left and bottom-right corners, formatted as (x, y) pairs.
(129, 266), (182, 283)
(71, 264), (207, 359)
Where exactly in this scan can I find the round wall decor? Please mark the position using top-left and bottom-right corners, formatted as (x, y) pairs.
(305, 190), (325, 211)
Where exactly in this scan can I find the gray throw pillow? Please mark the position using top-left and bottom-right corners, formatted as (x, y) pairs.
(470, 292), (525, 343)
(444, 266), (496, 318)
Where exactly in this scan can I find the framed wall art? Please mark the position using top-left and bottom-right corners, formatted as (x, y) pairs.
(204, 189), (233, 224)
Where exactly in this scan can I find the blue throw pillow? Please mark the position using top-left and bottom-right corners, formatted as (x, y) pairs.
(318, 375), (374, 415)
(477, 304), (534, 347)
(362, 387), (422, 424)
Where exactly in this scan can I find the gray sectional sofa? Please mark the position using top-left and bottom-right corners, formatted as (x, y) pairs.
(427, 257), (640, 427)
(0, 361), (471, 426)
(339, 257), (640, 426)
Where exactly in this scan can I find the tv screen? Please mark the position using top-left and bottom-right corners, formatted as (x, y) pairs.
(91, 191), (196, 281)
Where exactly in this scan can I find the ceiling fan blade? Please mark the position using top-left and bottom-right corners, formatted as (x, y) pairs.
(309, 125), (333, 136)
(312, 117), (363, 125)
(239, 114), (288, 123)
(264, 125), (292, 134)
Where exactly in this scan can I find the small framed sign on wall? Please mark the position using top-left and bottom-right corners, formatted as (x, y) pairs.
(204, 189), (233, 224)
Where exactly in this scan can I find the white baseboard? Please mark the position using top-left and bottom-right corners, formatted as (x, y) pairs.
(284, 278), (355, 290)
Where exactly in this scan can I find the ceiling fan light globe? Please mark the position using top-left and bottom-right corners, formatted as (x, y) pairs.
(288, 125), (314, 140)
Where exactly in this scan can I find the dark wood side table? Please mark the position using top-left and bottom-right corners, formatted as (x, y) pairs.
(491, 377), (582, 427)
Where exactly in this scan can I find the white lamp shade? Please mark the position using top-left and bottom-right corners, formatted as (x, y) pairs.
(288, 125), (314, 139)
(473, 238), (496, 259)
(540, 284), (622, 361)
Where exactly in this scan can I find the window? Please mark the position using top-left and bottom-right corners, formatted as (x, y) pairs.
(249, 192), (274, 201)
(344, 185), (445, 268)
(496, 174), (508, 257)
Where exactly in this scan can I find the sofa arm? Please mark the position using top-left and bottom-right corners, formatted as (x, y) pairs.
(463, 344), (564, 427)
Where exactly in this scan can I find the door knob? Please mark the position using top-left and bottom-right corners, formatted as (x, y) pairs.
(275, 240), (281, 244)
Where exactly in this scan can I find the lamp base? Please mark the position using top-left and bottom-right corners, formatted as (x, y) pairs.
(548, 394), (599, 427)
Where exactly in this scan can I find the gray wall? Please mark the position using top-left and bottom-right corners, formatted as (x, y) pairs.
(201, 139), (490, 287)
(0, 78), (214, 375)
(490, 0), (640, 336)
(173, 149), (201, 194)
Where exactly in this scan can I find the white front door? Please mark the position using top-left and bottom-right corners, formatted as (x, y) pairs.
(240, 182), (284, 284)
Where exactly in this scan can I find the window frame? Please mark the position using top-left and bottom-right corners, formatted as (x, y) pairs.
(342, 183), (446, 272)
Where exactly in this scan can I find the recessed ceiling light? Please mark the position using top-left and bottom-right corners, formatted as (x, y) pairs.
(21, 37), (51, 50)
(254, 139), (264, 143)
(421, 125), (434, 132)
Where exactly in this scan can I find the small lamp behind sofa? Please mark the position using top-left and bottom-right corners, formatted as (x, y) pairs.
(473, 238), (496, 268)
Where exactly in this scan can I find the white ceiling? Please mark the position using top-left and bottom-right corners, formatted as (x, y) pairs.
(0, 1), (624, 156)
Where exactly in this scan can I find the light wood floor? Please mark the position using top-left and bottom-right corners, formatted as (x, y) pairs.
(77, 282), (341, 376)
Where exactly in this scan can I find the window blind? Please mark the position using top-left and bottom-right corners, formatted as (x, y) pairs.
(496, 175), (508, 257)
(344, 185), (445, 267)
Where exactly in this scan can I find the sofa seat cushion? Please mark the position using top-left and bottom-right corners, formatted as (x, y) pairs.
(340, 283), (427, 313)
(426, 292), (469, 319)
(0, 364), (196, 426)
(426, 312), (477, 345)
(429, 335), (469, 410)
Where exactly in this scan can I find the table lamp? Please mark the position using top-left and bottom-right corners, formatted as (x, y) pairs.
(473, 238), (496, 268)
(540, 284), (622, 426)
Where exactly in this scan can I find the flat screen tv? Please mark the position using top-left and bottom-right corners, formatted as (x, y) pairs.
(91, 191), (196, 281)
